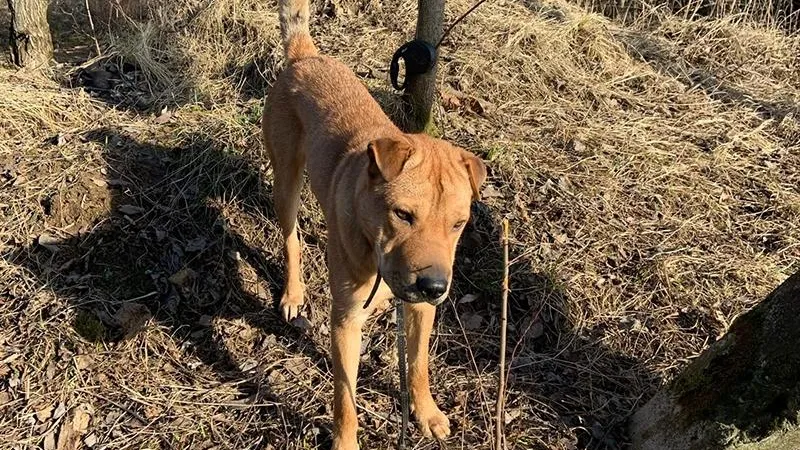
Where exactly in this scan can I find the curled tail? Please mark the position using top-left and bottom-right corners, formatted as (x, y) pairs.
(279, 0), (318, 62)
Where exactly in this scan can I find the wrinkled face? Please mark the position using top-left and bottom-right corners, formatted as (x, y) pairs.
(359, 135), (486, 305)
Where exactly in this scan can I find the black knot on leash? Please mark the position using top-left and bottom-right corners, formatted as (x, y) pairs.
(389, 40), (437, 91)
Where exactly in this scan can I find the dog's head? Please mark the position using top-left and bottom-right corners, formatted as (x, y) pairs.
(357, 134), (486, 305)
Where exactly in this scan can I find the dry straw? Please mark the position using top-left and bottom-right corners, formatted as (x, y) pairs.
(1, 0), (798, 448)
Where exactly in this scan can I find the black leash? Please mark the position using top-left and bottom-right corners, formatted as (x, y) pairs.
(360, 273), (409, 449)
(389, 0), (490, 91)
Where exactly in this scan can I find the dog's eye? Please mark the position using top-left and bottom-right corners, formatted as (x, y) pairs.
(452, 220), (466, 231)
(393, 209), (414, 225)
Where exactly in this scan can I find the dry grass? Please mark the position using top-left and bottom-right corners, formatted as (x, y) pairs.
(1, 0), (799, 449)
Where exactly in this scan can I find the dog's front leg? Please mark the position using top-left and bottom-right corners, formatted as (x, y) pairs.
(405, 302), (451, 439)
(330, 273), (369, 450)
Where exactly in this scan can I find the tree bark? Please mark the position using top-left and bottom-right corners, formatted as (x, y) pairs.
(7, 0), (53, 69)
(401, 0), (443, 133)
(630, 270), (800, 450)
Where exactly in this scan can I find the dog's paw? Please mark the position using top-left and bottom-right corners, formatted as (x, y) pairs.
(280, 292), (304, 323)
(415, 405), (451, 439)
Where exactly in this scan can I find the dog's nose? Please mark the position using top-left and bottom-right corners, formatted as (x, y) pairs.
(416, 276), (448, 299)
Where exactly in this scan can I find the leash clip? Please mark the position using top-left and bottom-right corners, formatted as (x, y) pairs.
(389, 40), (437, 91)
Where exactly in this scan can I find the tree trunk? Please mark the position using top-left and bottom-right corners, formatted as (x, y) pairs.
(630, 270), (800, 450)
(7, 0), (53, 69)
(402, 0), (443, 133)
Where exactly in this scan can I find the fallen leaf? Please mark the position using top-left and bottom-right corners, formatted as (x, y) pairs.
(118, 204), (145, 215)
(458, 294), (479, 305)
(184, 237), (207, 252)
(529, 321), (545, 340)
(43, 432), (56, 450)
(460, 312), (483, 330)
(143, 405), (162, 420)
(53, 403), (67, 420)
(284, 359), (306, 376)
(89, 178), (107, 187)
(83, 433), (98, 448)
(441, 90), (462, 110)
(36, 404), (54, 422)
(154, 107), (172, 124)
(504, 407), (522, 424)
(481, 185), (503, 199)
(239, 359), (258, 372)
(114, 303), (151, 339)
(38, 233), (61, 252)
(290, 316), (312, 330)
(74, 355), (94, 371)
(56, 133), (72, 147)
(570, 139), (587, 153)
(168, 268), (196, 287)
(56, 404), (93, 450)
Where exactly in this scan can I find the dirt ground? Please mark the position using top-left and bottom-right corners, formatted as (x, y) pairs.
(1, 0), (799, 449)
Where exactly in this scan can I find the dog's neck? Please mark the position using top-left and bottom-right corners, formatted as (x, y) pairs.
(324, 134), (394, 283)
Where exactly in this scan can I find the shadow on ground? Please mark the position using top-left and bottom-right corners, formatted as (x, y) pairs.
(446, 193), (660, 449)
(4, 127), (343, 447)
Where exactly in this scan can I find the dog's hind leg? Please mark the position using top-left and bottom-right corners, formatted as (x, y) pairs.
(264, 110), (306, 322)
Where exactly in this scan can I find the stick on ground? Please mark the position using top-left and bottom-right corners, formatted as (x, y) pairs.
(495, 218), (510, 450)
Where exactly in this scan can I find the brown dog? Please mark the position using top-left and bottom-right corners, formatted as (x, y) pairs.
(262, 0), (486, 448)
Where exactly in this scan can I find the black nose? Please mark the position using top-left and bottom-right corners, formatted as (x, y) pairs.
(416, 276), (448, 299)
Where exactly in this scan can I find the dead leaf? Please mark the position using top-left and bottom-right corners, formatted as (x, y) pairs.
(56, 133), (72, 147)
(168, 268), (196, 287)
(504, 407), (522, 424)
(464, 96), (487, 116)
(154, 107), (172, 124)
(570, 139), (587, 153)
(83, 433), (98, 448)
(118, 204), (145, 215)
(45, 362), (57, 380)
(184, 237), (207, 252)
(38, 233), (61, 252)
(529, 321), (545, 340)
(89, 177), (107, 187)
(458, 294), (479, 305)
(114, 303), (151, 339)
(143, 405), (162, 420)
(284, 359), (306, 376)
(36, 404), (54, 422)
(239, 359), (258, 372)
(44, 432), (56, 450)
(460, 312), (483, 330)
(56, 404), (93, 450)
(53, 403), (67, 420)
(74, 355), (94, 371)
(481, 185), (503, 199)
(290, 316), (312, 330)
(441, 90), (462, 110)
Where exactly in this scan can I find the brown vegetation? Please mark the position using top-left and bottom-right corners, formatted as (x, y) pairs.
(1, 0), (798, 448)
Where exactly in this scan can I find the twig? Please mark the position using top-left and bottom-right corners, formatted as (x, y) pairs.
(84, 0), (102, 57)
(436, 0), (490, 49)
(396, 299), (409, 450)
(495, 218), (510, 450)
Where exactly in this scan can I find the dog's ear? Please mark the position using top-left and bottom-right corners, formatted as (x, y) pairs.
(461, 151), (487, 201)
(367, 138), (414, 182)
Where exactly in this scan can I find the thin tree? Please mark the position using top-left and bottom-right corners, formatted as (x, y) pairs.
(402, 0), (444, 133)
(7, 0), (54, 69)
